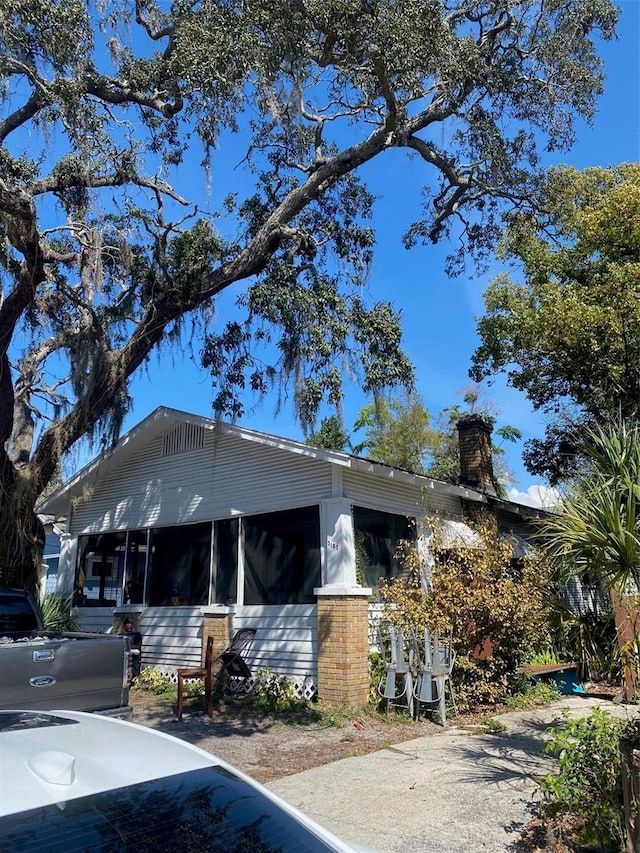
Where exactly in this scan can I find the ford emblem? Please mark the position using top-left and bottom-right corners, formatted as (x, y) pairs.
(29, 675), (56, 688)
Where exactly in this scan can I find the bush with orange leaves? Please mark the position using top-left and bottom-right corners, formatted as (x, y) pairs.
(379, 511), (554, 710)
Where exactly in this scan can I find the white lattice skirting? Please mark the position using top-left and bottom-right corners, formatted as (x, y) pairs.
(152, 667), (317, 701)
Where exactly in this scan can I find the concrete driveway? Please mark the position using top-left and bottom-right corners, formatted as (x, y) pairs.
(267, 696), (638, 853)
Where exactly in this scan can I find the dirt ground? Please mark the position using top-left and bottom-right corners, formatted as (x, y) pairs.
(130, 689), (444, 783)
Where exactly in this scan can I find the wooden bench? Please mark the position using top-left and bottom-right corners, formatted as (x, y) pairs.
(518, 661), (584, 695)
(518, 662), (578, 677)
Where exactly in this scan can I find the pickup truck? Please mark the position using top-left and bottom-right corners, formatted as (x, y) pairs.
(0, 588), (133, 719)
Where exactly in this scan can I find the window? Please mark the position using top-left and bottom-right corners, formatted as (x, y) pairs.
(352, 506), (416, 591)
(75, 524), (212, 608)
(0, 591), (40, 634)
(0, 766), (341, 852)
(243, 507), (320, 605)
(75, 533), (126, 606)
(145, 523), (212, 607)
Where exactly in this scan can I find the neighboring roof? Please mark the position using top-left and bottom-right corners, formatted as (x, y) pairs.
(38, 406), (545, 520)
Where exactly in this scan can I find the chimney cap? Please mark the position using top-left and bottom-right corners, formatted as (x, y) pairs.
(456, 413), (493, 434)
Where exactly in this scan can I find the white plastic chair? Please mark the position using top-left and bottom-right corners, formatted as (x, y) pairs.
(414, 627), (456, 725)
(378, 625), (414, 717)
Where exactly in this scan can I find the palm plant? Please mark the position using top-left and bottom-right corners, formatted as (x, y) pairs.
(35, 591), (79, 632)
(541, 418), (640, 695)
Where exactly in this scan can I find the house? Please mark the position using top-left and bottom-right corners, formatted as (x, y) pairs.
(34, 516), (64, 596)
(40, 408), (544, 705)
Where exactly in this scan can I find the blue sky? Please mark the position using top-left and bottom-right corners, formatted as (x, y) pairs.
(117, 2), (640, 505)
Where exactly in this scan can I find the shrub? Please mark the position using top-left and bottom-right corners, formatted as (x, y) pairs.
(504, 680), (560, 710)
(379, 511), (555, 710)
(133, 667), (174, 695)
(35, 592), (79, 632)
(251, 668), (305, 718)
(368, 651), (386, 706)
(540, 709), (626, 851)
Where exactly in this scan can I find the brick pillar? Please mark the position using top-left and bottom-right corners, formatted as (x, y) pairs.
(315, 587), (371, 707)
(201, 606), (233, 675)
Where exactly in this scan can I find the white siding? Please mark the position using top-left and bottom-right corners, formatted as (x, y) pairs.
(139, 607), (203, 669)
(342, 469), (463, 521)
(70, 607), (203, 669)
(73, 608), (114, 634)
(71, 604), (318, 692)
(232, 605), (317, 695)
(69, 431), (332, 536)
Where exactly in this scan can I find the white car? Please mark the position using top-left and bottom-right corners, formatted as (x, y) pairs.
(0, 709), (373, 853)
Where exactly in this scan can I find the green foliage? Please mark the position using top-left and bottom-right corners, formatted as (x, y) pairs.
(546, 593), (620, 683)
(526, 649), (563, 667)
(34, 591), (79, 632)
(380, 512), (554, 710)
(542, 418), (640, 595)
(133, 667), (174, 696)
(368, 651), (386, 705)
(504, 680), (560, 710)
(353, 386), (521, 496)
(353, 391), (436, 473)
(179, 678), (209, 700)
(306, 416), (349, 451)
(482, 717), (507, 733)
(540, 709), (627, 851)
(250, 668), (305, 718)
(312, 705), (345, 729)
(472, 164), (640, 482)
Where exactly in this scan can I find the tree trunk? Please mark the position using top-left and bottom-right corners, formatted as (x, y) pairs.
(0, 459), (44, 592)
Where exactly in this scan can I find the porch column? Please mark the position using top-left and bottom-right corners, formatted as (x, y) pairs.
(315, 586), (372, 707)
(321, 499), (357, 587)
(57, 533), (76, 595)
(201, 605), (233, 671)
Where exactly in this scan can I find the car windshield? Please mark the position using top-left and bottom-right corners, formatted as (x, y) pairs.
(0, 765), (342, 853)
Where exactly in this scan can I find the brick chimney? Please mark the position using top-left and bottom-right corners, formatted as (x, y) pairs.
(457, 414), (496, 496)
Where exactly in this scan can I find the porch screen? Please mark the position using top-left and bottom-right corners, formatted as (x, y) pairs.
(214, 518), (238, 604)
(352, 506), (415, 591)
(75, 532), (126, 606)
(243, 506), (320, 605)
(124, 529), (148, 604)
(146, 522), (212, 606)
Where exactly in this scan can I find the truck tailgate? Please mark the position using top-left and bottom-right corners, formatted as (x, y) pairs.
(0, 635), (130, 713)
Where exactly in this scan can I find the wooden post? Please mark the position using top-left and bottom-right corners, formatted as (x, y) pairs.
(621, 744), (640, 853)
(613, 592), (640, 703)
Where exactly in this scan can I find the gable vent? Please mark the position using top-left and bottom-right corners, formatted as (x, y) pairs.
(162, 422), (208, 456)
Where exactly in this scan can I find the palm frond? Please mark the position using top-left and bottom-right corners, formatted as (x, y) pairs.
(34, 591), (80, 632)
